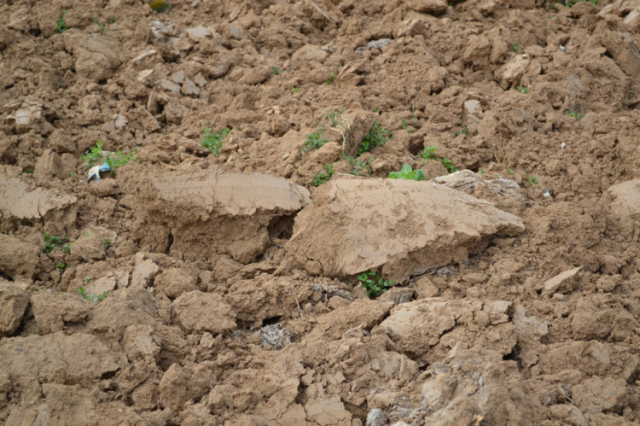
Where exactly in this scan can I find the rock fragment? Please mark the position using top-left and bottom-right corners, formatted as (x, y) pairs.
(171, 291), (237, 334)
(543, 267), (581, 294)
(0, 234), (40, 279)
(0, 291), (29, 337)
(286, 176), (524, 280)
(407, 0), (448, 15)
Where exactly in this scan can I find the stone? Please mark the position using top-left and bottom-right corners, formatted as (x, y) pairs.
(171, 291), (237, 334)
(185, 26), (212, 40)
(0, 234), (40, 279)
(154, 267), (198, 299)
(158, 79), (181, 93)
(286, 176), (524, 281)
(31, 291), (91, 334)
(181, 79), (200, 97)
(131, 259), (160, 287)
(607, 179), (640, 220)
(407, 0), (448, 15)
(543, 267), (581, 294)
(0, 292), (29, 337)
(498, 54), (530, 87)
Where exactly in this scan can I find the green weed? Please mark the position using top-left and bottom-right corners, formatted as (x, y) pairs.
(56, 262), (67, 273)
(341, 153), (374, 176)
(325, 72), (336, 85)
(271, 66), (281, 75)
(104, 238), (112, 248)
(82, 140), (139, 174)
(513, 42), (520, 53)
(559, 0), (598, 6)
(358, 270), (395, 298)
(303, 125), (330, 152)
(93, 15), (105, 32)
(108, 15), (116, 24)
(566, 111), (585, 121)
(24, 168), (34, 174)
(454, 125), (469, 137)
(479, 168), (485, 175)
(506, 168), (515, 176)
(400, 119), (416, 133)
(373, 108), (381, 115)
(61, 243), (71, 254)
(201, 128), (230, 157)
(388, 164), (425, 181)
(526, 175), (538, 186)
(517, 86), (529, 94)
(44, 233), (69, 254)
(357, 122), (391, 157)
(78, 287), (110, 303)
(292, 86), (301, 92)
(419, 146), (458, 174)
(56, 10), (68, 34)
(312, 164), (334, 187)
(84, 277), (93, 283)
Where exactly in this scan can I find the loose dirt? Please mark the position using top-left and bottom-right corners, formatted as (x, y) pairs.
(1, 0), (640, 425)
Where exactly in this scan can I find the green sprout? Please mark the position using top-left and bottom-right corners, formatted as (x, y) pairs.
(325, 72), (336, 85)
(566, 111), (585, 121)
(419, 146), (458, 174)
(292, 86), (301, 92)
(341, 153), (374, 176)
(517, 86), (529, 94)
(388, 164), (426, 181)
(103, 238), (112, 248)
(357, 122), (391, 157)
(454, 125), (469, 137)
(506, 168), (515, 176)
(44, 233), (69, 254)
(55, 10), (68, 34)
(526, 175), (538, 186)
(559, 0), (598, 6)
(358, 270), (395, 298)
(400, 119), (416, 133)
(271, 66), (281, 75)
(513, 42), (520, 53)
(78, 287), (110, 303)
(312, 164), (334, 187)
(201, 128), (230, 157)
(93, 15), (105, 32)
(303, 125), (330, 152)
(56, 262), (67, 273)
(82, 140), (139, 175)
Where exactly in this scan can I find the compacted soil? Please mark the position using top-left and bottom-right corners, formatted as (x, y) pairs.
(2, 0), (640, 425)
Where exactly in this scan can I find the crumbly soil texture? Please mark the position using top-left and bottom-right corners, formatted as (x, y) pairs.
(2, 0), (640, 425)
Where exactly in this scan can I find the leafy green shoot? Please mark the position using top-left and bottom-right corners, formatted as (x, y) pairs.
(44, 233), (69, 254)
(56, 11), (68, 34)
(388, 164), (426, 181)
(201, 128), (231, 157)
(78, 287), (110, 303)
(419, 146), (458, 174)
(357, 122), (391, 157)
(312, 164), (334, 187)
(341, 153), (374, 176)
(358, 270), (395, 298)
(303, 125), (330, 153)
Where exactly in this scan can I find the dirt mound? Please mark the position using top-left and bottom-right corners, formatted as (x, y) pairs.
(2, 0), (640, 424)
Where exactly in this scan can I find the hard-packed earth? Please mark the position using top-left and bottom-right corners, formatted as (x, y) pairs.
(2, 0), (640, 425)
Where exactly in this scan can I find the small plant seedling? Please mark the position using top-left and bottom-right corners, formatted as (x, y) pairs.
(357, 122), (391, 157)
(84, 277), (93, 284)
(517, 86), (529, 94)
(82, 140), (139, 175)
(373, 108), (381, 115)
(271, 66), (281, 75)
(526, 175), (538, 186)
(61, 243), (71, 254)
(24, 168), (34, 174)
(513, 42), (520, 53)
(56, 262), (67, 273)
(479, 168), (485, 175)
(506, 168), (515, 176)
(291, 86), (301, 92)
(628, 93), (636, 100)
(104, 238), (112, 248)
(454, 125), (469, 137)
(93, 15), (105, 32)
(566, 111), (585, 121)
(419, 146), (459, 174)
(56, 10), (68, 34)
(400, 119), (416, 133)
(341, 153), (374, 176)
(108, 15), (116, 24)
(149, 0), (171, 12)
(325, 72), (336, 85)
(559, 0), (598, 6)
(312, 164), (334, 187)
(44, 233), (69, 254)
(303, 125), (330, 152)
(358, 270), (395, 298)
(389, 164), (426, 181)
(78, 287), (110, 303)
(201, 128), (230, 157)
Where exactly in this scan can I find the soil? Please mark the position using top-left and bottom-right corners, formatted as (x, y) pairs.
(1, 0), (640, 425)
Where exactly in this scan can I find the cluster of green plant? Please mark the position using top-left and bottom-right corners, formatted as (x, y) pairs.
(526, 175), (538, 186)
(291, 86), (301, 92)
(108, 15), (116, 24)
(44, 233), (69, 254)
(24, 168), (34, 174)
(104, 238), (112, 248)
(505, 168), (515, 175)
(56, 262), (67, 273)
(78, 287), (110, 303)
(358, 270), (395, 298)
(400, 118), (416, 133)
(325, 72), (336, 85)
(341, 153), (374, 176)
(271, 66), (281, 75)
(82, 140), (139, 174)
(513, 42), (520, 53)
(357, 122), (391, 156)
(93, 15), (105, 32)
(566, 111), (585, 121)
(454, 125), (469, 137)
(62, 243), (71, 254)
(517, 86), (529, 94)
(324, 107), (346, 127)
(303, 125), (330, 152)
(557, 0), (598, 7)
(55, 11), (68, 34)
(201, 128), (230, 157)
(388, 164), (426, 181)
(312, 164), (334, 187)
(419, 146), (458, 174)
(373, 108), (381, 115)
